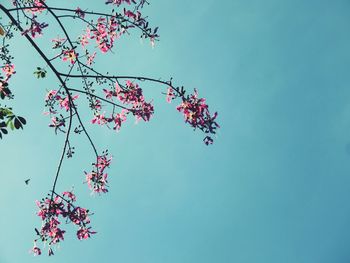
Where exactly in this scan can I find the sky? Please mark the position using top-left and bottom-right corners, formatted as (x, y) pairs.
(1, 0), (350, 262)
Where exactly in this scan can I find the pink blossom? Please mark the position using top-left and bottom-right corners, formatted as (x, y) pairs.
(51, 37), (66, 48)
(91, 113), (107, 125)
(113, 109), (127, 131)
(90, 99), (101, 110)
(87, 52), (96, 65)
(133, 100), (154, 122)
(31, 243), (41, 256)
(166, 87), (175, 103)
(85, 171), (109, 194)
(62, 191), (76, 202)
(36, 196), (64, 220)
(45, 90), (58, 101)
(79, 34), (89, 49)
(90, 16), (120, 53)
(22, 20), (48, 38)
(59, 94), (79, 111)
(69, 207), (90, 225)
(22, 0), (46, 14)
(96, 154), (112, 172)
(83, 153), (112, 194)
(176, 89), (220, 144)
(62, 49), (78, 64)
(34, 191), (96, 255)
(103, 88), (114, 100)
(124, 9), (141, 20)
(49, 117), (65, 129)
(117, 81), (144, 104)
(47, 225), (65, 244)
(105, 0), (133, 6)
(77, 227), (96, 240)
(2, 64), (15, 79)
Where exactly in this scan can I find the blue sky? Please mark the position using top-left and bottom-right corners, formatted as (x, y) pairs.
(1, 0), (350, 262)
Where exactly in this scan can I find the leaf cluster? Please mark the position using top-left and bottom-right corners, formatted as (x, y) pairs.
(0, 106), (26, 139)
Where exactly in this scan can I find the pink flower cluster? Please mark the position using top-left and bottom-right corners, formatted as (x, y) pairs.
(48, 116), (65, 131)
(33, 191), (96, 256)
(91, 80), (153, 131)
(176, 89), (219, 145)
(22, 19), (48, 38)
(2, 64), (15, 80)
(27, 0), (46, 14)
(116, 80), (154, 121)
(124, 9), (141, 20)
(59, 94), (79, 111)
(76, 4), (153, 54)
(91, 109), (128, 131)
(85, 152), (112, 194)
(105, 0), (142, 6)
(11, 0), (46, 14)
(44, 90), (79, 131)
(87, 16), (121, 53)
(52, 37), (66, 49)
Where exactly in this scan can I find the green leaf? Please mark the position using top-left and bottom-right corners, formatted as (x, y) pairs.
(9, 121), (14, 130)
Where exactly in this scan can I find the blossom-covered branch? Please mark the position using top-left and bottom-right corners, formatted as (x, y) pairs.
(0, 0), (220, 256)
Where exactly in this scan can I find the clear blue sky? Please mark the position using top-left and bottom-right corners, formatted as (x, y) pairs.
(1, 0), (350, 262)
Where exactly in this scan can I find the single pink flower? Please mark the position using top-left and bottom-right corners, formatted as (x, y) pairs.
(2, 64), (15, 78)
(59, 94), (79, 111)
(91, 113), (107, 125)
(77, 227), (96, 240)
(166, 87), (175, 103)
(87, 52), (96, 65)
(62, 191), (77, 202)
(31, 243), (41, 256)
(62, 50), (78, 64)
(45, 90), (58, 101)
(113, 109), (127, 131)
